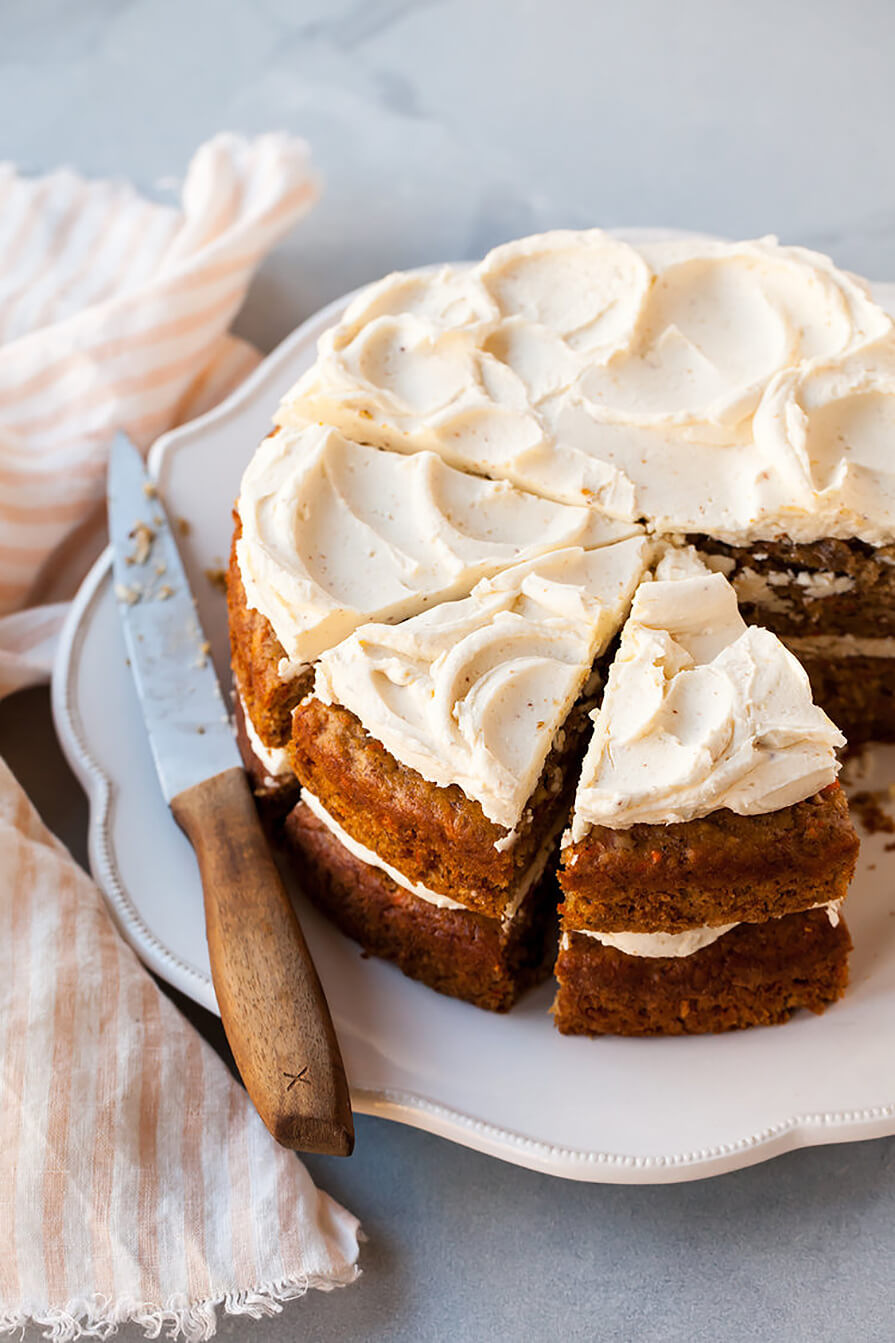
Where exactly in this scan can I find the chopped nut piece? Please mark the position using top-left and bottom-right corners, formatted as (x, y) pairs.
(142, 481), (158, 499)
(195, 639), (212, 669)
(114, 582), (141, 606)
(127, 521), (155, 566)
(156, 584), (174, 601)
(850, 790), (895, 835)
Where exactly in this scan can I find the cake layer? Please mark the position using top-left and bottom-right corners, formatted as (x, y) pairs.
(284, 800), (557, 1012)
(559, 784), (859, 934)
(553, 908), (852, 1036)
(228, 514), (311, 749)
(290, 696), (590, 920)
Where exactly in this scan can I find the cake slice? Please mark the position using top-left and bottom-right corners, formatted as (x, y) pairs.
(228, 420), (639, 799)
(555, 549), (859, 1036)
(284, 537), (651, 1009)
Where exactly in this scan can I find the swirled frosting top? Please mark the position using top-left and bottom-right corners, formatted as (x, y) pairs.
(313, 538), (652, 830)
(236, 422), (639, 665)
(569, 548), (845, 838)
(277, 230), (895, 544)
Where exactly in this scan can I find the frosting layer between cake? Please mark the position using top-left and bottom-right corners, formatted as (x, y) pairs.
(564, 900), (842, 959)
(239, 693), (291, 779)
(300, 787), (466, 910)
(276, 230), (895, 545)
(301, 787), (563, 922)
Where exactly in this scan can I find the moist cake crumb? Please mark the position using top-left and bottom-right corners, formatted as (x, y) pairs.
(850, 791), (895, 835)
(284, 801), (557, 1011)
(205, 565), (228, 593)
(553, 911), (852, 1037)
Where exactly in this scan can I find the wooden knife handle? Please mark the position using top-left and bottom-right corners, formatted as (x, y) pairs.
(172, 767), (354, 1156)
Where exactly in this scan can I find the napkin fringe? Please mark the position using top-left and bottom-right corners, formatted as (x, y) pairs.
(0, 1268), (362, 1343)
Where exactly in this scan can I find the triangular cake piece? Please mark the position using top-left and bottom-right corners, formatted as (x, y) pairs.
(228, 420), (640, 791)
(555, 548), (860, 1036)
(283, 537), (651, 1010)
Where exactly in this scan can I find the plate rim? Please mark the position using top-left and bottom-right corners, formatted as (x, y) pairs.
(52, 246), (895, 1185)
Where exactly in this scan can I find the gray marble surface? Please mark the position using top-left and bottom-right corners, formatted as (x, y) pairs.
(3, 1), (895, 1338)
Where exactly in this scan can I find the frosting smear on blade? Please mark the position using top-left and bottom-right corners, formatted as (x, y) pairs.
(236, 422), (638, 665)
(569, 548), (845, 838)
(313, 539), (651, 831)
(277, 230), (895, 543)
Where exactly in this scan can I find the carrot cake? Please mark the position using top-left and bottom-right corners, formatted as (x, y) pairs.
(555, 550), (859, 1036)
(284, 541), (650, 1008)
(227, 227), (883, 1031)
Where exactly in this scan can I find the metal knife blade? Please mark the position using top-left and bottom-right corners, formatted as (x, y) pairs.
(108, 432), (239, 802)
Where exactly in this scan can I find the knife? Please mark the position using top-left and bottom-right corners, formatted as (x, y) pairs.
(108, 433), (353, 1156)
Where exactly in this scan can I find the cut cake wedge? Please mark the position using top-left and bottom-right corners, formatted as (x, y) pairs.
(555, 548), (860, 1036)
(285, 538), (651, 1009)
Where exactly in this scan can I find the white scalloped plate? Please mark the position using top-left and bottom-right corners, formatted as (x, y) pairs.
(52, 236), (895, 1183)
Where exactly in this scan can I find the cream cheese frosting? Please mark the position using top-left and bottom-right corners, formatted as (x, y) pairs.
(751, 340), (895, 544)
(569, 548), (845, 837)
(236, 422), (639, 666)
(276, 230), (895, 544)
(565, 899), (842, 959)
(313, 538), (651, 831)
(574, 923), (738, 958)
(239, 694), (291, 780)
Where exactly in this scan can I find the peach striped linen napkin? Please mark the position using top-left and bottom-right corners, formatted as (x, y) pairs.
(0, 136), (363, 1338)
(0, 131), (316, 693)
(0, 756), (360, 1339)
